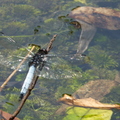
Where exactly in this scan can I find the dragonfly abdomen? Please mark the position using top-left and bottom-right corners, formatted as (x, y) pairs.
(19, 65), (36, 100)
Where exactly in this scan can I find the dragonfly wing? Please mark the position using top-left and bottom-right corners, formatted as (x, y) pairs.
(76, 20), (96, 54)
(0, 33), (32, 71)
(0, 33), (20, 49)
(0, 51), (30, 72)
(38, 56), (82, 79)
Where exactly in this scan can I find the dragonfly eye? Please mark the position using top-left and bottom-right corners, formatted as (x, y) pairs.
(38, 49), (48, 54)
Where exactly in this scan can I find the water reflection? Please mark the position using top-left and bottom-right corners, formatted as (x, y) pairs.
(69, 6), (120, 54)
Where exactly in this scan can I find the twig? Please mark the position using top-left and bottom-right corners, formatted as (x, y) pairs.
(46, 34), (57, 52)
(0, 46), (35, 92)
(9, 75), (39, 120)
(9, 34), (57, 120)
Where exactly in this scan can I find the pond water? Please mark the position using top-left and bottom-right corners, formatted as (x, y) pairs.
(0, 0), (120, 120)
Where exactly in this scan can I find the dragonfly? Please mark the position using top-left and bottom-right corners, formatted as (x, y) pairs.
(0, 32), (86, 100)
(19, 35), (56, 100)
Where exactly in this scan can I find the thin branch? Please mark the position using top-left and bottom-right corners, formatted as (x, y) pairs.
(9, 34), (57, 120)
(9, 75), (39, 120)
(0, 46), (35, 92)
(46, 34), (57, 52)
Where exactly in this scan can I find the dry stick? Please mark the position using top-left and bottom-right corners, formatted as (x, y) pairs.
(0, 46), (36, 92)
(9, 75), (39, 120)
(9, 34), (57, 120)
(46, 34), (57, 52)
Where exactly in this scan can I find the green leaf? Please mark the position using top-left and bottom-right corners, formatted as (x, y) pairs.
(5, 102), (14, 106)
(63, 107), (113, 120)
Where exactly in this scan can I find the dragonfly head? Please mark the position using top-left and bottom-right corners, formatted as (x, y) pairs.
(38, 49), (48, 55)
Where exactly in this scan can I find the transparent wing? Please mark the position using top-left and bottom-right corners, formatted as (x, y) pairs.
(76, 20), (96, 54)
(0, 32), (86, 80)
(0, 51), (30, 71)
(37, 55), (85, 79)
(0, 32), (21, 49)
(0, 32), (35, 71)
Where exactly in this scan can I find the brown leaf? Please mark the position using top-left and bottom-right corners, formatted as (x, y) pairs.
(56, 75), (120, 115)
(0, 110), (20, 120)
(58, 94), (120, 109)
(69, 6), (120, 30)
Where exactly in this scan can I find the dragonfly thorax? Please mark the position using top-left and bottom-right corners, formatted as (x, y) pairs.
(28, 49), (48, 68)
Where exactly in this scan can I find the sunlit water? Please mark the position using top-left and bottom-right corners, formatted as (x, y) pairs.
(0, 0), (120, 120)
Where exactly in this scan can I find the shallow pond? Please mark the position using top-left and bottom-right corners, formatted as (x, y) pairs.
(0, 0), (120, 120)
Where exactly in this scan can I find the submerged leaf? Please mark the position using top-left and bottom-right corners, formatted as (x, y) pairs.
(0, 110), (20, 120)
(58, 94), (120, 109)
(5, 102), (14, 106)
(63, 107), (113, 120)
